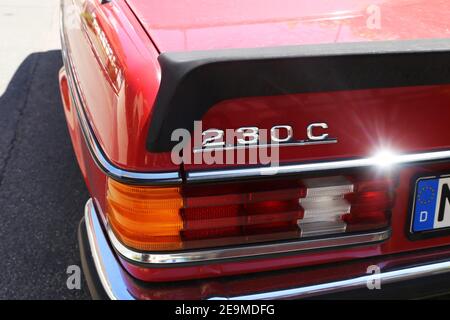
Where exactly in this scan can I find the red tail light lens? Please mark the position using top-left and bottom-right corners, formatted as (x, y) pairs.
(106, 173), (396, 251)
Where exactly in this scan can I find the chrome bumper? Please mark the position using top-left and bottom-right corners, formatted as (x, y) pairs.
(83, 199), (134, 300)
(82, 198), (450, 300)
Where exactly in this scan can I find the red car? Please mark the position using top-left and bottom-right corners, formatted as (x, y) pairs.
(60, 0), (450, 300)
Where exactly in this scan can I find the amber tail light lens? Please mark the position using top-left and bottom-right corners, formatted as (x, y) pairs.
(106, 173), (396, 252)
(106, 179), (183, 251)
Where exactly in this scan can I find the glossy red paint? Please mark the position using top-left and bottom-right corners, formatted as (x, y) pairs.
(65, 0), (450, 173)
(63, 0), (175, 172)
(185, 84), (450, 170)
(59, 68), (108, 218)
(125, 0), (450, 52)
(61, 0), (450, 287)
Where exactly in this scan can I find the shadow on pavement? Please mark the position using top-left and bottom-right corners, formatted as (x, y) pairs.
(0, 50), (90, 299)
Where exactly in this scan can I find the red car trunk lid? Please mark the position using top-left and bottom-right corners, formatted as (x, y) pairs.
(124, 0), (450, 52)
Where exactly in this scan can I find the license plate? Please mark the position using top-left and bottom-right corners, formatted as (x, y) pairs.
(412, 175), (450, 233)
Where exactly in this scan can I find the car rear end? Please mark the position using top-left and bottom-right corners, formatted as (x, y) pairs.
(60, 0), (450, 299)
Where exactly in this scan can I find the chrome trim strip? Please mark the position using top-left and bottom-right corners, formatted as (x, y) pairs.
(59, 6), (181, 185)
(209, 260), (450, 300)
(187, 150), (450, 182)
(85, 199), (134, 300)
(86, 197), (450, 300)
(108, 221), (390, 265)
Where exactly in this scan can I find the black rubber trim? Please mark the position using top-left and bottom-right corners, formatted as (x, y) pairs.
(78, 217), (109, 300)
(147, 38), (450, 152)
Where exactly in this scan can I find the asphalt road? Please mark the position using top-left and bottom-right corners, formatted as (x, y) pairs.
(0, 50), (91, 299)
(0, 0), (90, 300)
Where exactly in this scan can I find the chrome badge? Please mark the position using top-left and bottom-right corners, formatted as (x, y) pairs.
(197, 123), (337, 153)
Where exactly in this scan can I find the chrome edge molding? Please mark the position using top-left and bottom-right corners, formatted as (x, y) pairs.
(59, 5), (181, 185)
(85, 199), (134, 300)
(187, 150), (450, 182)
(107, 217), (390, 265)
(210, 260), (450, 300)
(86, 198), (450, 300)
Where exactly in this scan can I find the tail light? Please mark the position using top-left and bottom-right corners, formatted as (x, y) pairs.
(106, 173), (396, 252)
(106, 180), (183, 251)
